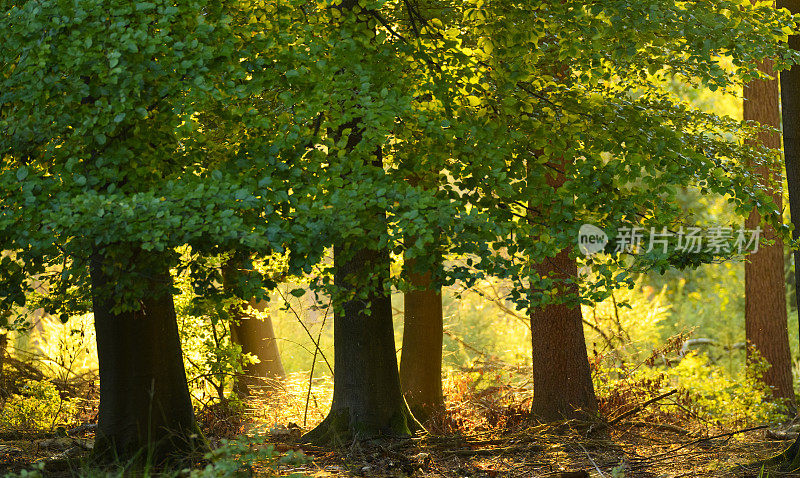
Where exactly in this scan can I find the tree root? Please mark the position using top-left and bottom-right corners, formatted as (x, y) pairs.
(301, 406), (423, 447)
(739, 436), (800, 474)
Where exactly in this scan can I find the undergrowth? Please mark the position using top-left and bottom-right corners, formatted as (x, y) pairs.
(0, 380), (74, 433)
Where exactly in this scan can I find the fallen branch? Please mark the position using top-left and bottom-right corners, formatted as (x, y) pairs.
(620, 420), (693, 436)
(67, 422), (96, 437)
(445, 444), (544, 456)
(589, 389), (677, 435)
(544, 471), (589, 478)
(766, 428), (799, 441)
(576, 442), (607, 477)
(644, 425), (769, 461)
(0, 431), (56, 440)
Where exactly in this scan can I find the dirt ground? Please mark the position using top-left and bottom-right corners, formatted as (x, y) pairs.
(1, 367), (796, 477)
(0, 419), (794, 477)
(265, 424), (793, 478)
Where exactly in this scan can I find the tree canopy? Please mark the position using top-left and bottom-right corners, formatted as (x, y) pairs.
(2, 0), (797, 317)
(2, 0), (800, 462)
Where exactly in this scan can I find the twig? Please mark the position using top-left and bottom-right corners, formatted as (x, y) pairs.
(277, 287), (333, 374)
(610, 291), (631, 343)
(444, 329), (500, 361)
(304, 300), (330, 427)
(620, 420), (693, 436)
(589, 389), (677, 435)
(445, 444), (544, 456)
(644, 425), (769, 461)
(576, 442), (607, 477)
(609, 389), (677, 426)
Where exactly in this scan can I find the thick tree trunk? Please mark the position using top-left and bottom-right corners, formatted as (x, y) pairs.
(399, 257), (444, 423)
(530, 250), (597, 421)
(301, 0), (420, 445)
(743, 58), (795, 408)
(529, 154), (597, 421)
(301, 242), (418, 445)
(222, 258), (285, 396)
(90, 251), (196, 462)
(775, 0), (800, 465)
(229, 300), (285, 396)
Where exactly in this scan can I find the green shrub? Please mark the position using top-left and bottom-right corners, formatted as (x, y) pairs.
(1, 462), (45, 478)
(0, 380), (73, 433)
(588, 274), (787, 428)
(173, 266), (253, 406)
(667, 351), (787, 427)
(189, 434), (309, 478)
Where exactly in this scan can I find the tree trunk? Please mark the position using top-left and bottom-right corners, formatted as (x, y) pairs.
(530, 249), (598, 421)
(222, 258), (285, 397)
(399, 256), (444, 424)
(90, 251), (196, 462)
(301, 0), (420, 445)
(775, 0), (800, 465)
(743, 58), (795, 408)
(229, 300), (285, 396)
(529, 154), (597, 421)
(0, 330), (7, 399)
(301, 242), (418, 445)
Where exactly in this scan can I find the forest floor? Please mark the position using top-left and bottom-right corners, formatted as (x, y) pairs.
(0, 369), (796, 477)
(265, 423), (791, 478)
(0, 418), (793, 477)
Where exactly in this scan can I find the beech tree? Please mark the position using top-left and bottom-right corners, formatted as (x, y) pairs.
(301, 0), (421, 444)
(229, 300), (285, 394)
(2, 0), (798, 455)
(450, 0), (798, 420)
(530, 167), (597, 420)
(222, 256), (285, 396)
(775, 0), (800, 467)
(0, 0), (319, 459)
(743, 58), (795, 408)
(0, 325), (7, 398)
(399, 253), (445, 423)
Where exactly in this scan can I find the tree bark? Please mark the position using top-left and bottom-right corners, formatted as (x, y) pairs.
(301, 0), (420, 445)
(222, 259), (285, 397)
(399, 256), (444, 424)
(0, 329), (7, 399)
(90, 250), (196, 462)
(229, 300), (285, 396)
(529, 156), (597, 421)
(743, 58), (795, 408)
(530, 249), (598, 421)
(776, 0), (800, 464)
(301, 241), (418, 445)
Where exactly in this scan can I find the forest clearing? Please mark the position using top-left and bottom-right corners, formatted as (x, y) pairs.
(5, 0), (800, 476)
